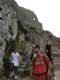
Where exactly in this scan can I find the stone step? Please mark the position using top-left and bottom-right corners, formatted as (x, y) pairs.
(54, 65), (60, 70)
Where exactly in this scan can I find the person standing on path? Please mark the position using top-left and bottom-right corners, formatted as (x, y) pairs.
(30, 45), (51, 80)
(10, 48), (21, 79)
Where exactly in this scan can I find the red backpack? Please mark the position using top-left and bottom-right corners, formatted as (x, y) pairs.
(32, 55), (48, 80)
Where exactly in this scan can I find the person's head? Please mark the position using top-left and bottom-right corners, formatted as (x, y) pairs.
(33, 45), (40, 54)
(13, 48), (17, 53)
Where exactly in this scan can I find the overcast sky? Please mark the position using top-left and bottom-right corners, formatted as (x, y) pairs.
(15, 0), (60, 37)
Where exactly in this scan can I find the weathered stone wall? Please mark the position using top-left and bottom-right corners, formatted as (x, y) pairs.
(0, 2), (18, 69)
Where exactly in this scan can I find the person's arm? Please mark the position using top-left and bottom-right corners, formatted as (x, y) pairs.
(48, 61), (51, 74)
(46, 56), (51, 80)
(48, 62), (51, 80)
(10, 53), (13, 63)
(18, 53), (21, 65)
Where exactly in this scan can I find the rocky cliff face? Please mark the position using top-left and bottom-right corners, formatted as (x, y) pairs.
(0, 0), (18, 69)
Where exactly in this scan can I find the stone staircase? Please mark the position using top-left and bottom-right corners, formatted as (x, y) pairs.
(51, 48), (60, 80)
(52, 51), (60, 70)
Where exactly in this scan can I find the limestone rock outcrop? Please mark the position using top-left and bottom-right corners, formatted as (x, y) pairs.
(0, 1), (17, 69)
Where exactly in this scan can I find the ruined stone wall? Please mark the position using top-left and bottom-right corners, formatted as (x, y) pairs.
(0, 3), (17, 68)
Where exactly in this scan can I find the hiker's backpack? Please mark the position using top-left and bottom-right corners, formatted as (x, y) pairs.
(32, 55), (49, 80)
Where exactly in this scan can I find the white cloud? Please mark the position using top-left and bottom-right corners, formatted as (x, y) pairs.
(15, 0), (60, 37)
